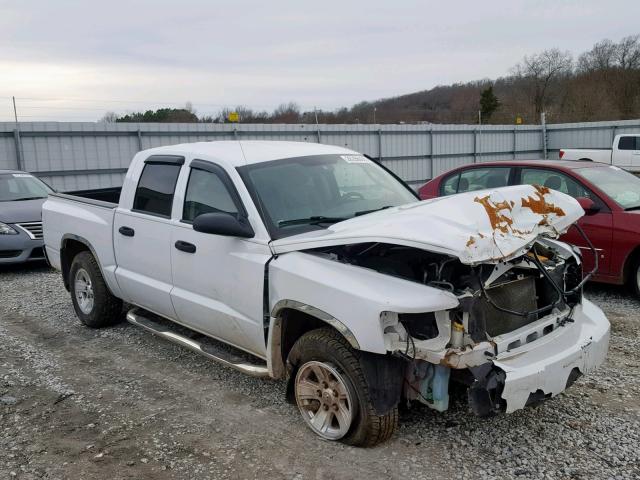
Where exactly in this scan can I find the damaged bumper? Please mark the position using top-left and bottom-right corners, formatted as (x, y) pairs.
(489, 297), (609, 413)
(400, 298), (609, 416)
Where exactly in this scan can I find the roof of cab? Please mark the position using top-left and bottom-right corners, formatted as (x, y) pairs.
(138, 141), (359, 167)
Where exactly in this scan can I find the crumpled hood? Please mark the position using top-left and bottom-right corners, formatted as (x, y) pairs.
(0, 198), (46, 223)
(271, 184), (584, 264)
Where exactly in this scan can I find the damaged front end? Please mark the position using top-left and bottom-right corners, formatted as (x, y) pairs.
(300, 186), (610, 416)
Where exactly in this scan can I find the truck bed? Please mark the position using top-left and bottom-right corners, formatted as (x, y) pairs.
(43, 188), (125, 299)
(560, 148), (612, 163)
(59, 186), (122, 206)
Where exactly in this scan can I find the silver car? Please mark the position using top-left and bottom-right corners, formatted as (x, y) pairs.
(0, 170), (53, 264)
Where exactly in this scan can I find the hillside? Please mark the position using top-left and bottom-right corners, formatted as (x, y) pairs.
(106, 34), (640, 125)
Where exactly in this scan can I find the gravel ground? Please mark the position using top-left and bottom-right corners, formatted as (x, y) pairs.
(1, 263), (639, 480)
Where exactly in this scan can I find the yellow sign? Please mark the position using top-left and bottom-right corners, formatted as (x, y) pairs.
(515, 116), (523, 125)
(228, 111), (239, 123)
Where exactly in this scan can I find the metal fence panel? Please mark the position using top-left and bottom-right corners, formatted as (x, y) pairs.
(1, 119), (639, 191)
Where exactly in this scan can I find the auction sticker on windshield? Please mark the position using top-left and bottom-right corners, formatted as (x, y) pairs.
(12, 173), (33, 178)
(341, 155), (369, 163)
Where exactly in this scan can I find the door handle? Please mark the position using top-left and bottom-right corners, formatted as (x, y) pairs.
(118, 226), (135, 237)
(175, 240), (197, 254)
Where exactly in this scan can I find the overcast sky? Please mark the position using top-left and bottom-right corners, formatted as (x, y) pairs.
(1, 0), (638, 121)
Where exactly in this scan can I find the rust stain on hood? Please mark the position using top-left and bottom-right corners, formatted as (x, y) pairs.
(270, 184), (585, 265)
(521, 185), (566, 226)
(474, 196), (515, 234)
(463, 184), (582, 263)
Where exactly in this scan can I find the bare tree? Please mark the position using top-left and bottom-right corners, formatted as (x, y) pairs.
(513, 49), (573, 116)
(577, 39), (617, 72)
(615, 34), (640, 70)
(99, 111), (119, 123)
(271, 102), (301, 123)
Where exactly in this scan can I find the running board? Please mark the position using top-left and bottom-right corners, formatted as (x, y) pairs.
(126, 308), (270, 378)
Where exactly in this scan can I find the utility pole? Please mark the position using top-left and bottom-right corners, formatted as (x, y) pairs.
(12, 96), (23, 170)
(541, 112), (548, 159)
(314, 107), (321, 144)
(12, 96), (18, 124)
(476, 110), (482, 164)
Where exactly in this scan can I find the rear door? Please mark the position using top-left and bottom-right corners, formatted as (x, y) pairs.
(515, 167), (612, 275)
(114, 155), (183, 319)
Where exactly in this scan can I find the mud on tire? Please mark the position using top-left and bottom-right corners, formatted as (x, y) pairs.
(287, 328), (398, 447)
(69, 251), (123, 328)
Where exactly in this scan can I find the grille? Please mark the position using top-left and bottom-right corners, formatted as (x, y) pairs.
(16, 221), (43, 240)
(0, 250), (21, 259)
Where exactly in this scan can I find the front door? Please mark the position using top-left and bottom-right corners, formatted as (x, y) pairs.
(169, 160), (271, 357)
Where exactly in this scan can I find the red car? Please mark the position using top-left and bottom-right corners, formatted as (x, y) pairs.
(419, 160), (640, 294)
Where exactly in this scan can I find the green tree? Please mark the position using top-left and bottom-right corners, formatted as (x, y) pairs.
(479, 85), (500, 121)
(114, 107), (198, 123)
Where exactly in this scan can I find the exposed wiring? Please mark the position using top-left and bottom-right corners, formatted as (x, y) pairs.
(476, 223), (599, 319)
(403, 378), (432, 405)
(404, 331), (416, 360)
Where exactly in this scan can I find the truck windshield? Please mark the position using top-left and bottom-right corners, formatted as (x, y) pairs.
(576, 165), (640, 210)
(0, 173), (53, 202)
(239, 154), (418, 237)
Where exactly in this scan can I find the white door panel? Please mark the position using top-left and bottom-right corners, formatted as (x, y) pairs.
(170, 223), (270, 357)
(114, 210), (177, 319)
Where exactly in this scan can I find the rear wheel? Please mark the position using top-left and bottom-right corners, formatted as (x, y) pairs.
(69, 251), (123, 328)
(288, 328), (398, 446)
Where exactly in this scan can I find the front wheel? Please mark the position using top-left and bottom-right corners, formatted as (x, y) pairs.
(69, 251), (123, 328)
(288, 328), (398, 446)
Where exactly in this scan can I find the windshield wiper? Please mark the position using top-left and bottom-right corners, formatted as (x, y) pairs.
(355, 205), (393, 216)
(625, 205), (640, 211)
(277, 216), (349, 227)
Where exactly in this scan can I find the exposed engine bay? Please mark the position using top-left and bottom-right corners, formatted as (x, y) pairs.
(307, 233), (592, 415)
(310, 237), (584, 340)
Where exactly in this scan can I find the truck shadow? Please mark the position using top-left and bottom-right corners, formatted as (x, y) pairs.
(0, 261), (52, 275)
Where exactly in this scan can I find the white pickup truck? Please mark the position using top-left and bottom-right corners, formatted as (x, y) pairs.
(43, 141), (610, 446)
(560, 134), (640, 170)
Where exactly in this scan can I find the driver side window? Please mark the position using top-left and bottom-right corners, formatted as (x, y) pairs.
(520, 169), (590, 199)
(183, 168), (238, 223)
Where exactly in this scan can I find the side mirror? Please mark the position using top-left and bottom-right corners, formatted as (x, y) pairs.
(193, 212), (255, 238)
(576, 197), (600, 215)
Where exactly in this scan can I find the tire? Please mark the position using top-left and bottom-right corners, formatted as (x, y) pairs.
(629, 258), (640, 297)
(287, 328), (398, 447)
(69, 251), (123, 328)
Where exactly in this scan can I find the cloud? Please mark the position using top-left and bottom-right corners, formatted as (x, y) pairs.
(1, 0), (638, 120)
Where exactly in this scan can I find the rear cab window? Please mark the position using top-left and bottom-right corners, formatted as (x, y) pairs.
(440, 167), (511, 196)
(133, 156), (184, 217)
(617, 136), (638, 150)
